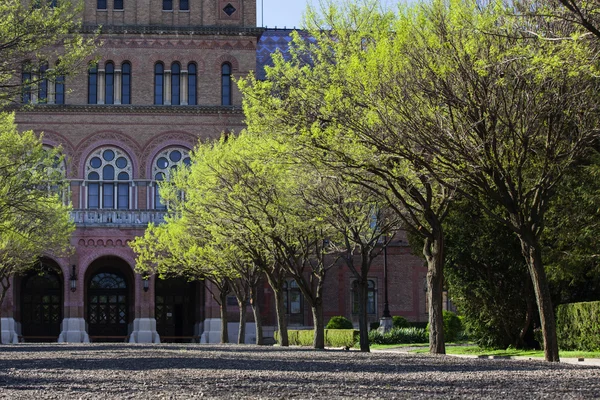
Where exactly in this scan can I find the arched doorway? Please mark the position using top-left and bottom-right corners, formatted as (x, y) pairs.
(21, 262), (63, 341)
(155, 278), (197, 341)
(86, 257), (133, 341)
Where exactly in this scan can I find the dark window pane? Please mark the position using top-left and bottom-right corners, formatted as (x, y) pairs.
(88, 64), (98, 104)
(163, 0), (172, 10)
(97, 0), (107, 9)
(116, 157), (128, 168)
(114, 0), (123, 9)
(103, 165), (115, 180)
(169, 150), (182, 162)
(103, 149), (115, 161)
(38, 64), (48, 103)
(221, 64), (231, 106)
(117, 183), (128, 209)
(55, 75), (65, 104)
(180, 0), (188, 10)
(103, 183), (114, 208)
(88, 183), (99, 209)
(118, 172), (129, 180)
(88, 172), (100, 180)
(90, 157), (102, 168)
(154, 63), (164, 105)
(121, 62), (131, 104)
(157, 157), (168, 169)
(171, 63), (180, 105)
(105, 62), (114, 104)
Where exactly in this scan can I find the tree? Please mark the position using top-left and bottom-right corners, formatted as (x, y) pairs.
(0, 0), (95, 106)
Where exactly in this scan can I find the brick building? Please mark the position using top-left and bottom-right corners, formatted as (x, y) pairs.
(0, 0), (428, 344)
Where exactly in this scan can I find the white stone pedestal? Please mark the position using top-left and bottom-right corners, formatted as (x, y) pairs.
(200, 318), (256, 344)
(377, 316), (393, 334)
(58, 318), (90, 343)
(129, 318), (160, 343)
(1, 317), (20, 344)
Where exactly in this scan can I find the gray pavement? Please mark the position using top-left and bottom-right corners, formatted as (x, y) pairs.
(0, 343), (599, 399)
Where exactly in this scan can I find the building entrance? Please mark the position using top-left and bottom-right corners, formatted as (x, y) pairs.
(155, 278), (196, 341)
(87, 271), (128, 338)
(21, 265), (63, 341)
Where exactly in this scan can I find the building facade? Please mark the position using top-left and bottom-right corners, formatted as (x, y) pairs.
(0, 0), (428, 344)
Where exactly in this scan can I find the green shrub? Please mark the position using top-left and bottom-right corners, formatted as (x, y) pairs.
(410, 322), (428, 329)
(274, 329), (359, 347)
(392, 316), (409, 328)
(326, 316), (353, 329)
(426, 311), (463, 342)
(370, 322), (380, 331)
(368, 327), (428, 345)
(556, 301), (600, 351)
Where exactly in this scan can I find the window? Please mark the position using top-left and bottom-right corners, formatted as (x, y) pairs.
(283, 280), (302, 315)
(22, 65), (32, 104)
(171, 62), (180, 105)
(55, 74), (65, 105)
(188, 63), (197, 105)
(221, 63), (232, 106)
(88, 63), (98, 104)
(105, 62), (114, 105)
(114, 0), (123, 10)
(152, 147), (191, 209)
(38, 64), (48, 103)
(180, 0), (188, 10)
(97, 0), (107, 9)
(154, 63), (164, 105)
(85, 147), (132, 209)
(163, 0), (172, 10)
(352, 280), (377, 315)
(121, 62), (131, 104)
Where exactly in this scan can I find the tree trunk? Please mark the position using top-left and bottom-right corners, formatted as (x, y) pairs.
(357, 277), (370, 352)
(219, 290), (229, 344)
(311, 300), (325, 349)
(424, 233), (445, 354)
(237, 299), (247, 344)
(520, 238), (560, 362)
(250, 287), (264, 345)
(273, 285), (289, 346)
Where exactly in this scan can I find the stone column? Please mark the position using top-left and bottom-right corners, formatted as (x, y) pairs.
(114, 68), (122, 105)
(129, 274), (160, 343)
(97, 69), (105, 104)
(1, 277), (19, 344)
(58, 261), (90, 343)
(163, 70), (172, 105)
(180, 70), (188, 105)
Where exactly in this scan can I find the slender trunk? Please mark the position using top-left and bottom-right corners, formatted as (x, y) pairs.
(357, 277), (370, 352)
(237, 299), (247, 344)
(424, 233), (445, 354)
(273, 285), (289, 346)
(219, 290), (229, 344)
(519, 238), (560, 362)
(250, 287), (264, 345)
(312, 300), (325, 349)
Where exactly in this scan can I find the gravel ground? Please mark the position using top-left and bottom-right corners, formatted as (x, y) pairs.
(0, 344), (599, 399)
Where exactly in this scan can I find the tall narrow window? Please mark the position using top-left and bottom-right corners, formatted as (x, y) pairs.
(117, 172), (129, 209)
(22, 65), (32, 104)
(171, 62), (180, 105)
(163, 0), (172, 10)
(105, 62), (114, 105)
(352, 280), (377, 315)
(121, 62), (131, 105)
(88, 172), (100, 209)
(114, 0), (123, 10)
(38, 64), (48, 103)
(55, 74), (65, 105)
(154, 63), (164, 105)
(221, 63), (231, 106)
(188, 63), (197, 105)
(102, 164), (115, 208)
(97, 0), (107, 9)
(180, 0), (188, 10)
(88, 63), (98, 104)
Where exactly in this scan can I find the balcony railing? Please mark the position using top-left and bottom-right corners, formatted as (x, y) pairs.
(71, 209), (167, 226)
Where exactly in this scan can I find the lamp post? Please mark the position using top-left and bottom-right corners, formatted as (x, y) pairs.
(69, 265), (77, 292)
(378, 236), (393, 333)
(143, 275), (150, 292)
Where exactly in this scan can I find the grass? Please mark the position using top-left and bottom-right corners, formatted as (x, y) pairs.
(411, 345), (600, 359)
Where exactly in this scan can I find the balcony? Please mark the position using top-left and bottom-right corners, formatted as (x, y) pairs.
(71, 209), (167, 227)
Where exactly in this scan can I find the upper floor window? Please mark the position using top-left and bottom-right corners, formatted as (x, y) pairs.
(97, 0), (107, 10)
(88, 63), (98, 104)
(221, 63), (232, 106)
(121, 62), (131, 105)
(352, 279), (377, 315)
(22, 64), (33, 104)
(114, 0), (123, 10)
(38, 63), (48, 103)
(105, 62), (115, 105)
(55, 73), (65, 105)
(180, 0), (188, 10)
(188, 63), (197, 105)
(283, 280), (302, 315)
(85, 147), (132, 209)
(152, 147), (191, 209)
(171, 63), (181, 105)
(154, 63), (164, 105)
(163, 0), (172, 11)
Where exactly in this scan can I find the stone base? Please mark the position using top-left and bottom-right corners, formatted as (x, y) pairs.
(58, 318), (90, 343)
(200, 318), (256, 344)
(129, 318), (160, 343)
(377, 316), (393, 334)
(1, 317), (20, 344)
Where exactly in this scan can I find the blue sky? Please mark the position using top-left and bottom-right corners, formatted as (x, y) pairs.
(256, 0), (408, 29)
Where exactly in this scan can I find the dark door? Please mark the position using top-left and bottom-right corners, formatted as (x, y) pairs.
(88, 272), (128, 337)
(155, 278), (196, 340)
(21, 271), (62, 339)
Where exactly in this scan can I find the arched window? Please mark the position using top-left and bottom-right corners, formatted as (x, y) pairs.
(86, 147), (132, 209)
(154, 62), (164, 105)
(38, 63), (48, 103)
(221, 63), (232, 106)
(22, 64), (32, 104)
(171, 62), (181, 105)
(152, 147), (191, 209)
(114, 0), (123, 10)
(187, 63), (197, 105)
(105, 62), (115, 105)
(88, 63), (98, 104)
(121, 62), (131, 105)
(352, 280), (377, 315)
(55, 74), (65, 104)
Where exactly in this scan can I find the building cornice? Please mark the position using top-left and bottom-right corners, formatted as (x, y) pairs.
(13, 104), (243, 115)
(82, 24), (265, 37)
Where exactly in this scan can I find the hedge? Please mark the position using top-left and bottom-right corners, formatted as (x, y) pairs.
(274, 329), (359, 348)
(368, 327), (428, 345)
(556, 301), (600, 351)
